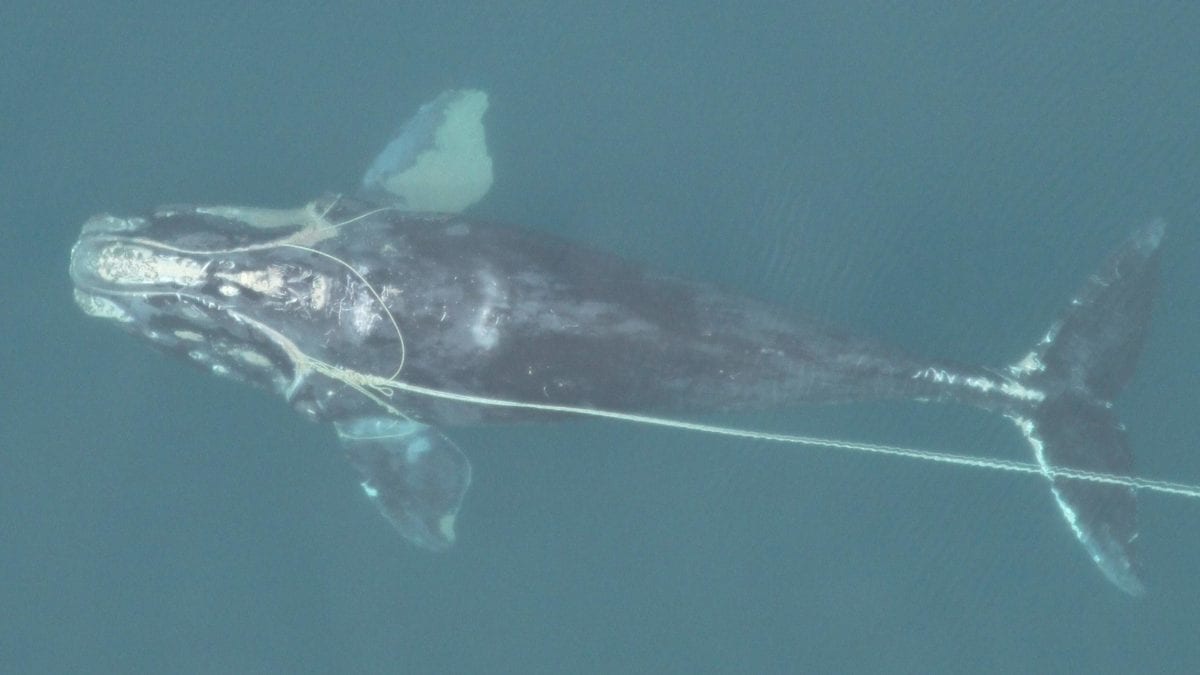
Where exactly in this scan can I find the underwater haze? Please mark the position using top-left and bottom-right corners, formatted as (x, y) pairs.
(3, 3), (1199, 672)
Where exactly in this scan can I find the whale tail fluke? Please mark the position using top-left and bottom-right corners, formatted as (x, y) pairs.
(1007, 221), (1164, 595)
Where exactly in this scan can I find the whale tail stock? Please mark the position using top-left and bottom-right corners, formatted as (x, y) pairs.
(1005, 222), (1165, 595)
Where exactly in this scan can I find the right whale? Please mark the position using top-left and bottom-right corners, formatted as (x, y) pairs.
(69, 90), (1165, 595)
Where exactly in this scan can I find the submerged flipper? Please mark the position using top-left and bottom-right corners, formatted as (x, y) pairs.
(359, 89), (493, 213)
(336, 417), (472, 551)
(1009, 222), (1164, 595)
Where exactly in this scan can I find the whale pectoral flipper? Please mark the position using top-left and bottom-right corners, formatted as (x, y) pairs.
(336, 417), (472, 551)
(359, 89), (493, 213)
(1010, 221), (1164, 595)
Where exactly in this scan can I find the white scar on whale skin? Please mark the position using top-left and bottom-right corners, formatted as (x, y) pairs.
(471, 268), (507, 350)
(912, 367), (1045, 403)
(349, 287), (382, 336)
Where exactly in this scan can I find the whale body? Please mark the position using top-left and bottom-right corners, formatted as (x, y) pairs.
(69, 90), (1163, 594)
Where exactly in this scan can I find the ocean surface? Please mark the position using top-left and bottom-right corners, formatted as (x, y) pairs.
(3, 3), (1198, 672)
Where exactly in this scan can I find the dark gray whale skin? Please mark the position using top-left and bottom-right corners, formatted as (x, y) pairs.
(69, 193), (1163, 596)
(290, 198), (1017, 426)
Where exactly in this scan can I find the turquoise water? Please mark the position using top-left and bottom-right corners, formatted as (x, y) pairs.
(3, 3), (1198, 672)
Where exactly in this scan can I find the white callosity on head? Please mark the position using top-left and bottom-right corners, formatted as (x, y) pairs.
(210, 262), (330, 313)
(229, 348), (274, 369)
(74, 289), (132, 322)
(94, 244), (206, 287)
(308, 275), (330, 310)
(215, 265), (287, 296)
